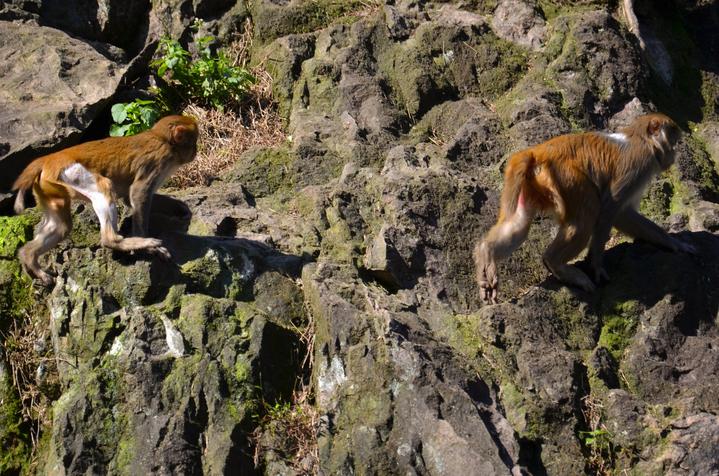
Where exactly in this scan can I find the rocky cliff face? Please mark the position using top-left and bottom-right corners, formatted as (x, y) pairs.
(2, 0), (719, 475)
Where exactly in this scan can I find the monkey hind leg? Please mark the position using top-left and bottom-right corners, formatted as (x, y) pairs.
(58, 166), (171, 261)
(543, 224), (595, 293)
(105, 236), (171, 260)
(19, 196), (72, 286)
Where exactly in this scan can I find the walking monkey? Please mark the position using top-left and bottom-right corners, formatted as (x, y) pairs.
(13, 115), (199, 285)
(475, 113), (695, 303)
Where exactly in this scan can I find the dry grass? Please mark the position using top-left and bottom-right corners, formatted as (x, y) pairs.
(252, 285), (319, 474)
(166, 20), (285, 189)
(580, 394), (614, 475)
(1, 311), (58, 452)
(252, 387), (320, 474)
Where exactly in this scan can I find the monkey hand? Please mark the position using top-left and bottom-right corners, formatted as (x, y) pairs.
(477, 261), (499, 304)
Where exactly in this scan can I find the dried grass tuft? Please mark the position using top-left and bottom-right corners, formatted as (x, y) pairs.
(167, 20), (285, 188)
(1, 309), (59, 464)
(251, 284), (319, 474)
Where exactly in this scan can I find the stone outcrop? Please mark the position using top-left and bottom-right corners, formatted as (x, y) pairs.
(2, 0), (719, 475)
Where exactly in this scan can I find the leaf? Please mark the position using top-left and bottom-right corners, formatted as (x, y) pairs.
(140, 107), (159, 126)
(110, 124), (131, 137)
(109, 124), (123, 137)
(110, 103), (128, 123)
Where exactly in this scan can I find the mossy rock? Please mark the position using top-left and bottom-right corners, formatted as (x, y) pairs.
(0, 363), (31, 476)
(224, 146), (296, 198)
(377, 20), (528, 117)
(257, 34), (316, 123)
(250, 0), (369, 44)
(0, 212), (39, 259)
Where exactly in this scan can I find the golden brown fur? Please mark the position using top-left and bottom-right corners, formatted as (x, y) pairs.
(474, 113), (693, 303)
(13, 115), (199, 285)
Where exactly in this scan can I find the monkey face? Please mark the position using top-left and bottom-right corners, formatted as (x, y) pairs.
(647, 115), (680, 170)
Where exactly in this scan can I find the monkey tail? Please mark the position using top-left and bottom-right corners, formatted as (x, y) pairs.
(12, 157), (46, 214)
(499, 151), (535, 220)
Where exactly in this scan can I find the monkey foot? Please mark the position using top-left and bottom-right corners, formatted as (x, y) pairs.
(593, 267), (610, 284)
(479, 284), (499, 304)
(27, 268), (56, 287)
(674, 238), (698, 255)
(151, 245), (172, 260)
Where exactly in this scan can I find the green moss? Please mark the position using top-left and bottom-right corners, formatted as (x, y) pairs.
(640, 178), (674, 223)
(187, 218), (213, 236)
(551, 289), (597, 351)
(668, 168), (692, 215)
(538, 0), (611, 21)
(253, 0), (371, 43)
(162, 354), (203, 405)
(0, 215), (41, 472)
(114, 437), (135, 475)
(500, 381), (529, 433)
(319, 205), (360, 264)
(0, 259), (35, 327)
(0, 213), (39, 258)
(180, 247), (253, 300)
(598, 301), (641, 362)
(473, 37), (530, 100)
(684, 133), (719, 201)
(292, 58), (340, 113)
(225, 147), (295, 198)
(700, 71), (719, 120)
(377, 21), (528, 118)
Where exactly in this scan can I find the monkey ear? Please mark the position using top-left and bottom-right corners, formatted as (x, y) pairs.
(647, 118), (662, 137)
(171, 125), (194, 145)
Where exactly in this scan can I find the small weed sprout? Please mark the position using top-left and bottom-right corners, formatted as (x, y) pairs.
(580, 394), (615, 475)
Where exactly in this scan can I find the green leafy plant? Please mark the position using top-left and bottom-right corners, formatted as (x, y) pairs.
(579, 428), (615, 474)
(151, 30), (256, 111)
(110, 22), (256, 136)
(109, 100), (162, 137)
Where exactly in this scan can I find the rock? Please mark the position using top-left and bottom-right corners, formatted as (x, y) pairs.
(608, 97), (652, 129)
(37, 224), (305, 474)
(491, 0), (547, 51)
(4, 0), (719, 474)
(544, 10), (645, 125)
(688, 200), (719, 232)
(304, 263), (524, 475)
(0, 22), (126, 191)
(589, 346), (619, 388)
(655, 413), (719, 475)
(38, 0), (150, 52)
(602, 390), (648, 450)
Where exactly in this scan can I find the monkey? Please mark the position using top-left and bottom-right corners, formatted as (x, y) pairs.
(12, 115), (199, 286)
(474, 113), (696, 303)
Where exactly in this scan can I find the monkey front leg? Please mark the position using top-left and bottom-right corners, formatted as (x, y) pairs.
(587, 201), (621, 284)
(614, 208), (697, 254)
(129, 180), (155, 237)
(98, 198), (171, 259)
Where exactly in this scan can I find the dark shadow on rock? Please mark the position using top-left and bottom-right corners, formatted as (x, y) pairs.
(110, 192), (312, 305)
(539, 231), (719, 330)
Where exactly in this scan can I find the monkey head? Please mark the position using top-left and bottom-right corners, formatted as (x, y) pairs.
(642, 113), (681, 171)
(153, 115), (199, 164)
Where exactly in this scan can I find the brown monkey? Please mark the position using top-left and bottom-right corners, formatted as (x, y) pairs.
(12, 115), (199, 285)
(474, 113), (695, 303)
